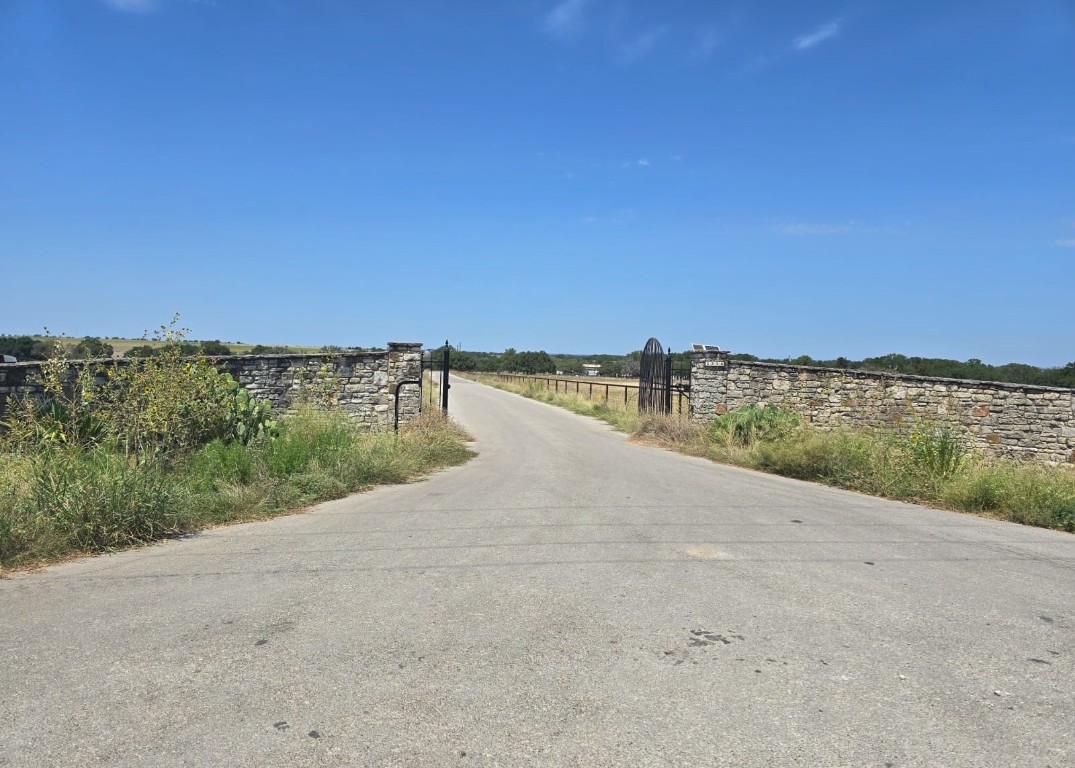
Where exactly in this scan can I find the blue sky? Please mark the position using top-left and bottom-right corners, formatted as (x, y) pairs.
(1, 1), (1072, 365)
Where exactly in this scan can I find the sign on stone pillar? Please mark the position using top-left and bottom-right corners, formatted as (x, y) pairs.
(688, 345), (731, 422)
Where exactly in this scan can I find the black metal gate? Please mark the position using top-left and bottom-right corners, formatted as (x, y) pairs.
(423, 341), (451, 413)
(638, 337), (673, 414)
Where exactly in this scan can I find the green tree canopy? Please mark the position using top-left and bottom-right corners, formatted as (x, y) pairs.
(198, 340), (232, 356)
(71, 336), (114, 359)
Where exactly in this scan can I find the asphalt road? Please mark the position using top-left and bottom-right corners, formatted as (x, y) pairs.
(2, 376), (1074, 767)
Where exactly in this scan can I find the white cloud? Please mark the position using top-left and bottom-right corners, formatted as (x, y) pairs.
(794, 19), (841, 50)
(102, 0), (156, 11)
(544, 0), (593, 39)
(637, 158), (650, 166)
(1056, 238), (1075, 248)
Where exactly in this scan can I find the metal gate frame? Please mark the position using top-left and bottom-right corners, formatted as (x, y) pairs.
(422, 341), (451, 414)
(638, 337), (672, 414)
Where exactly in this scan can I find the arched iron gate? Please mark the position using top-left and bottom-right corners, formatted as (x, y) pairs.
(638, 337), (673, 414)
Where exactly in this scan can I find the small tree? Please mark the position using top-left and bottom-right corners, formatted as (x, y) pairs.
(71, 336), (114, 359)
(198, 340), (231, 356)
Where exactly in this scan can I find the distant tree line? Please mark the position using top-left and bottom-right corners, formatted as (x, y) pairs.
(442, 345), (1075, 388)
(730, 352), (1075, 389)
(0, 335), (233, 360)
(0, 335), (117, 360)
(125, 339), (233, 357)
(447, 348), (558, 375)
(442, 348), (674, 378)
(4, 334), (1072, 389)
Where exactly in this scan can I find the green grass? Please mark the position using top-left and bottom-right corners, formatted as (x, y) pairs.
(470, 373), (1075, 533)
(0, 408), (474, 571)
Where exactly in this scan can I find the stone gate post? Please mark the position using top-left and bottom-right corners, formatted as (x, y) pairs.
(388, 342), (423, 426)
(689, 347), (731, 423)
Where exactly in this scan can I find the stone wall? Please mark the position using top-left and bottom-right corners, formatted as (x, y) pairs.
(689, 349), (1075, 464)
(0, 342), (426, 431)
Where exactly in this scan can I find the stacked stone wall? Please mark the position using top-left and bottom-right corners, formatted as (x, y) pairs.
(0, 342), (425, 431)
(690, 352), (1075, 464)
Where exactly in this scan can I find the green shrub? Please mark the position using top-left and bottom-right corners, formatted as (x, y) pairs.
(3, 318), (274, 458)
(198, 340), (231, 356)
(71, 336), (114, 359)
(1, 347), (103, 450)
(709, 404), (800, 447)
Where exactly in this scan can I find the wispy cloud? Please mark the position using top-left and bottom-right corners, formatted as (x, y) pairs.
(102, 0), (156, 11)
(544, 0), (593, 39)
(794, 19), (842, 50)
(779, 221), (853, 236)
(691, 27), (721, 61)
(1056, 238), (1075, 248)
(617, 27), (665, 63)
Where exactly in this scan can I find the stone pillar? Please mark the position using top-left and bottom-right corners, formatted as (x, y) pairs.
(689, 348), (731, 423)
(388, 342), (424, 427)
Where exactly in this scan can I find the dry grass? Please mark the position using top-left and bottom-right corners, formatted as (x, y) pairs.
(473, 373), (691, 417)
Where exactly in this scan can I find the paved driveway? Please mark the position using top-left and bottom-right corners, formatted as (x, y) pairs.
(2, 376), (1073, 766)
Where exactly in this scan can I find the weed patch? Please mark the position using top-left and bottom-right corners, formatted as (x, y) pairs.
(1, 320), (474, 571)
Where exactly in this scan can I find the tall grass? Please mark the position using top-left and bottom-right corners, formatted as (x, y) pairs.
(0, 408), (473, 570)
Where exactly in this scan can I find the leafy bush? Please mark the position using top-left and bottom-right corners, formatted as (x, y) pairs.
(709, 404), (800, 447)
(0, 335), (59, 361)
(124, 342), (199, 358)
(198, 340), (231, 356)
(100, 356), (273, 457)
(1, 348), (103, 449)
(71, 336), (113, 359)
